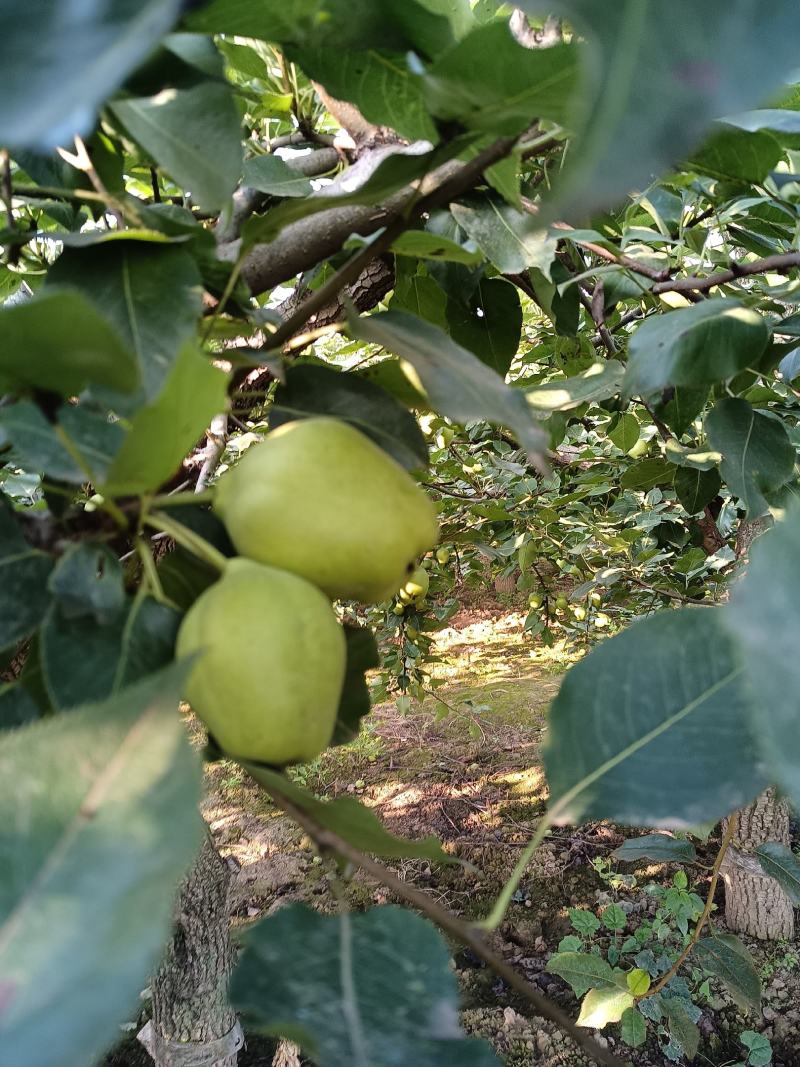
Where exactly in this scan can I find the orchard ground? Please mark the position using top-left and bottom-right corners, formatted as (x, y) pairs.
(109, 593), (800, 1067)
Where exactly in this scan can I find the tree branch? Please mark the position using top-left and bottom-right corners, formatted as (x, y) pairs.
(652, 252), (800, 294)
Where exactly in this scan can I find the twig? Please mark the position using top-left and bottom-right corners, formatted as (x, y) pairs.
(257, 778), (628, 1067)
(640, 815), (738, 1000)
(652, 252), (800, 295)
(196, 413), (229, 493)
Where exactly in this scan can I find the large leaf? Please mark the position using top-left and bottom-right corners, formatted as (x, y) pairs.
(0, 289), (138, 396)
(674, 466), (722, 515)
(270, 364), (428, 471)
(525, 362), (625, 412)
(47, 544), (125, 626)
(422, 22), (578, 135)
(754, 843), (800, 905)
(725, 505), (800, 805)
(577, 987), (634, 1029)
(446, 278), (522, 377)
(0, 666), (203, 1067)
(0, 500), (53, 651)
(519, 0), (800, 218)
(624, 300), (769, 396)
(705, 397), (795, 516)
(245, 765), (452, 864)
(110, 80), (243, 211)
(451, 197), (558, 277)
(691, 934), (761, 1012)
(663, 999), (699, 1060)
(347, 310), (546, 462)
(0, 0), (184, 149)
(232, 904), (500, 1067)
(102, 346), (229, 497)
(543, 609), (766, 827)
(243, 154), (314, 198)
(48, 242), (203, 404)
(612, 835), (697, 864)
(546, 952), (621, 998)
(689, 124), (784, 183)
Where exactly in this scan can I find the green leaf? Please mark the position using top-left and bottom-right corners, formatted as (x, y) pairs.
(627, 969), (650, 996)
(110, 80), (243, 211)
(47, 544), (125, 626)
(675, 466), (723, 515)
(0, 683), (40, 731)
(102, 346), (229, 497)
(577, 986), (634, 1028)
(740, 1030), (773, 1067)
(232, 904), (500, 1066)
(547, 951), (618, 997)
(451, 197), (558, 277)
(0, 500), (53, 652)
(692, 934), (761, 1012)
(544, 609), (765, 826)
(569, 907), (601, 937)
(620, 458), (676, 491)
(0, 665), (203, 1067)
(690, 124), (784, 183)
(0, 289), (138, 396)
(347, 310), (546, 462)
(392, 230), (482, 266)
(705, 398), (795, 516)
(620, 1007), (647, 1048)
(47, 241), (203, 404)
(332, 625), (381, 747)
(246, 766), (453, 864)
(601, 904), (627, 931)
(754, 843), (800, 905)
(526, 361), (625, 412)
(243, 154), (314, 197)
(664, 998), (699, 1059)
(652, 385), (710, 437)
(0, 401), (93, 484)
(608, 413), (640, 452)
(0, 0), (184, 149)
(664, 440), (721, 471)
(524, 0), (800, 218)
(446, 278), (522, 377)
(612, 834), (697, 864)
(624, 300), (769, 396)
(423, 22), (578, 135)
(270, 364), (428, 471)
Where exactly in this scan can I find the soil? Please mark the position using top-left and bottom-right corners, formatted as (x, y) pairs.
(106, 607), (800, 1067)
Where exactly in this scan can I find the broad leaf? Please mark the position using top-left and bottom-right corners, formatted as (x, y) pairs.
(47, 544), (125, 626)
(110, 80), (243, 212)
(620, 1007), (647, 1048)
(577, 987), (634, 1029)
(663, 998), (699, 1059)
(624, 300), (769, 396)
(0, 683), (40, 731)
(692, 935), (761, 1012)
(652, 385), (709, 437)
(705, 397), (795, 516)
(546, 951), (619, 998)
(232, 905), (500, 1066)
(0, 500), (53, 651)
(690, 124), (783, 183)
(102, 346), (229, 497)
(0, 666), (203, 1067)
(243, 155), (314, 198)
(612, 835), (697, 865)
(608, 413), (640, 453)
(270, 364), (428, 471)
(446, 278), (521, 376)
(544, 609), (765, 826)
(348, 310), (546, 462)
(525, 362), (625, 412)
(726, 506), (800, 805)
(620, 458), (675, 491)
(755, 843), (800, 904)
(674, 466), (723, 515)
(0, 0), (184, 148)
(392, 230), (482, 266)
(0, 289), (138, 396)
(451, 197), (558, 277)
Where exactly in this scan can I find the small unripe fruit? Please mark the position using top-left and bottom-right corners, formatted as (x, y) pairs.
(393, 603), (406, 616)
(590, 591), (603, 607)
(528, 593), (543, 609)
(573, 605), (587, 621)
(436, 547), (451, 565)
(403, 565), (429, 600)
(555, 595), (569, 610)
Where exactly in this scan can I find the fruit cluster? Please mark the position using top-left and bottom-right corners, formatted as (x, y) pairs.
(177, 418), (438, 766)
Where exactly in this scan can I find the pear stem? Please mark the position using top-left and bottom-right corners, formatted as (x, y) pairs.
(145, 510), (229, 575)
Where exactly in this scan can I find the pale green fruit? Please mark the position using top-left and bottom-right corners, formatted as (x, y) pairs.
(436, 547), (451, 565)
(214, 418), (439, 603)
(573, 605), (587, 621)
(590, 591), (603, 607)
(528, 593), (543, 609)
(393, 603), (406, 616)
(403, 565), (429, 599)
(555, 594), (569, 610)
(176, 559), (346, 766)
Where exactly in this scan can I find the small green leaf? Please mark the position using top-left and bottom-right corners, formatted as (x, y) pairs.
(620, 458), (675, 491)
(243, 154), (314, 197)
(608, 413), (640, 452)
(627, 969), (650, 996)
(754, 843), (800, 905)
(546, 951), (617, 997)
(47, 544), (125, 625)
(690, 124), (783, 183)
(451, 196), (558, 277)
(601, 904), (627, 932)
(331, 625), (380, 747)
(675, 466), (723, 515)
(620, 1006), (647, 1047)
(526, 361), (625, 412)
(0, 500), (53, 651)
(569, 907), (601, 937)
(740, 1030), (773, 1067)
(664, 998), (700, 1059)
(446, 278), (521, 377)
(577, 986), (634, 1028)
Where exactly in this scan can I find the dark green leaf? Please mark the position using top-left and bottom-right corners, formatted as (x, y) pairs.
(243, 155), (314, 197)
(232, 904), (500, 1066)
(705, 398), (795, 516)
(620, 1007), (647, 1048)
(332, 625), (381, 747)
(348, 310), (546, 462)
(0, 0), (184, 148)
(446, 278), (522, 376)
(245, 766), (452, 864)
(612, 834), (697, 864)
(0, 683), (40, 730)
(392, 230), (482, 266)
(271, 364), (428, 471)
(526, 361), (625, 412)
(110, 80), (243, 211)
(624, 300), (769, 396)
(754, 843), (800, 905)
(690, 124), (784, 183)
(0, 401), (89, 484)
(692, 934), (761, 1012)
(451, 197), (558, 276)
(663, 998), (699, 1059)
(102, 346), (229, 497)
(547, 952), (619, 997)
(675, 466), (723, 515)
(0, 289), (138, 396)
(544, 609), (765, 826)
(47, 544), (125, 625)
(620, 458), (676, 491)
(608, 413), (640, 452)
(0, 665), (202, 1067)
(652, 385), (710, 437)
(0, 500), (53, 651)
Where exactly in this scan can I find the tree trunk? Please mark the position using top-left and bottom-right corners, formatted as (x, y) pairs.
(722, 790), (795, 941)
(139, 835), (242, 1067)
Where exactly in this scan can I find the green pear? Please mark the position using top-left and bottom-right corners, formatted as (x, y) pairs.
(176, 559), (346, 765)
(214, 418), (438, 603)
(402, 565), (429, 599)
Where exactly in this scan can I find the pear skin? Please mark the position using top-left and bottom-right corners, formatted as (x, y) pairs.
(177, 559), (346, 765)
(214, 418), (438, 603)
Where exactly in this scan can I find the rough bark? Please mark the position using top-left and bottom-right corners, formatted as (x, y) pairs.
(723, 790), (795, 941)
(139, 835), (242, 1067)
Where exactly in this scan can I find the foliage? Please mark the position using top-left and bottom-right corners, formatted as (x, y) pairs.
(2, 3), (800, 1064)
